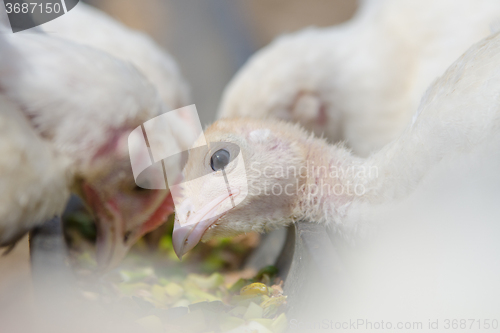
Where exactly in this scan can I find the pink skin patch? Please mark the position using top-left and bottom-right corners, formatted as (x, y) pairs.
(317, 104), (327, 126)
(140, 192), (175, 235)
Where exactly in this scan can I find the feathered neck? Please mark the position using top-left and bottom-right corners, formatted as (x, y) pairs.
(289, 132), (371, 227)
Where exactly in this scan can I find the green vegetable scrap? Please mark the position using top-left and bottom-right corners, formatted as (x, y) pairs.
(243, 302), (263, 320)
(120, 267), (155, 283)
(82, 258), (287, 332)
(240, 283), (269, 296)
(187, 272), (224, 290)
(260, 295), (288, 318)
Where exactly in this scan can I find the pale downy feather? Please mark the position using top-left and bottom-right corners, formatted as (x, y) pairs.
(0, 30), (162, 170)
(219, 0), (500, 157)
(41, 2), (190, 109)
(0, 96), (70, 246)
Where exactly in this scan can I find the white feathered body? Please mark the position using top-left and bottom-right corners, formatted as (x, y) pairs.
(219, 0), (500, 156)
(0, 97), (70, 246)
(0, 31), (161, 170)
(41, 3), (190, 109)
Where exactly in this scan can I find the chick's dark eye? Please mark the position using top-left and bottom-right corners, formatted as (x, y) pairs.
(210, 149), (230, 171)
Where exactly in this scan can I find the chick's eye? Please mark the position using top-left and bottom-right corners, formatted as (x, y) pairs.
(210, 149), (230, 171)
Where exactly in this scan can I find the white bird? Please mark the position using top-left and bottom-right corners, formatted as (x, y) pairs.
(172, 31), (500, 258)
(0, 96), (70, 250)
(40, 2), (190, 110)
(218, 0), (500, 157)
(0, 27), (190, 267)
(39, 2), (197, 250)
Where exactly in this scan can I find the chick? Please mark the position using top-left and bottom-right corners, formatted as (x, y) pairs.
(173, 31), (500, 257)
(0, 29), (191, 268)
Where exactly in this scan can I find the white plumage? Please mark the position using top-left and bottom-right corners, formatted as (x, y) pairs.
(0, 6), (190, 266)
(41, 3), (190, 110)
(172, 31), (500, 257)
(219, 0), (500, 156)
(0, 31), (161, 161)
(0, 96), (70, 248)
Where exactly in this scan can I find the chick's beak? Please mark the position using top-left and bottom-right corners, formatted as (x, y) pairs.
(172, 189), (239, 259)
(83, 184), (175, 270)
(95, 205), (129, 270)
(82, 183), (126, 269)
